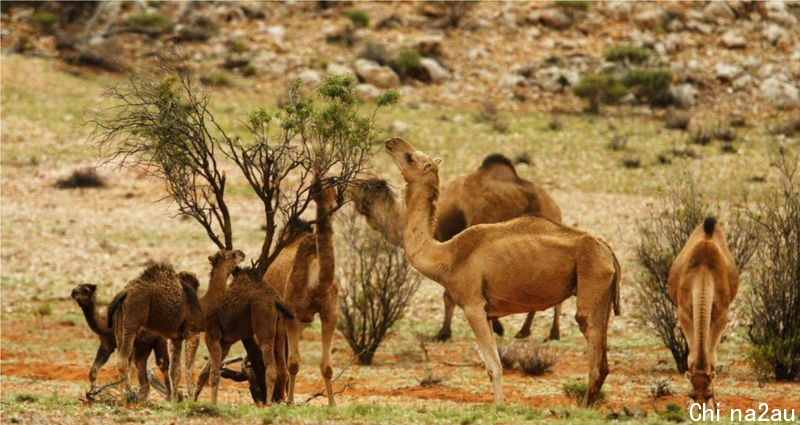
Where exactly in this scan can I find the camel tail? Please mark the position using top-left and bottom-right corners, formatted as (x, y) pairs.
(692, 270), (714, 371)
(106, 291), (127, 329)
(275, 299), (295, 320)
(703, 216), (717, 237)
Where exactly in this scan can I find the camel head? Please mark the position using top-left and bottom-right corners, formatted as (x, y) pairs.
(686, 369), (716, 405)
(349, 178), (395, 218)
(384, 137), (442, 185)
(208, 249), (246, 273)
(71, 283), (97, 305)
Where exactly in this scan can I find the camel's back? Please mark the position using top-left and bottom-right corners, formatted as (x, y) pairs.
(668, 222), (739, 305)
(124, 263), (191, 332)
(262, 234), (312, 294)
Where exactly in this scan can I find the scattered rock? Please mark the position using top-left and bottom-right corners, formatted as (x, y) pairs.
(633, 7), (667, 29)
(354, 59), (400, 89)
(500, 73), (527, 88)
(763, 0), (797, 26)
(419, 58), (451, 83)
(297, 68), (321, 86)
(526, 9), (572, 30)
(264, 25), (286, 52)
(685, 20), (713, 35)
(759, 77), (799, 106)
(416, 35), (445, 58)
(703, 2), (735, 21)
(663, 33), (684, 53)
(355, 83), (381, 101)
(326, 62), (355, 78)
(732, 74), (753, 91)
(714, 63), (742, 82)
(764, 24), (790, 46)
(534, 66), (579, 92)
(670, 83), (697, 108)
(721, 31), (747, 49)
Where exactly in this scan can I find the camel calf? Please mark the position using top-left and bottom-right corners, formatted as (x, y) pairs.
(668, 217), (739, 405)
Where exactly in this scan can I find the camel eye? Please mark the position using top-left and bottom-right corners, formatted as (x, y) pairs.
(405, 153), (414, 164)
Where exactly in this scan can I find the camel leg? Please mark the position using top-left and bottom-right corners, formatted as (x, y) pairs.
(574, 277), (613, 406)
(88, 345), (112, 391)
(285, 317), (301, 404)
(243, 338), (267, 404)
(193, 361), (210, 401)
(167, 338), (183, 402)
(134, 351), (150, 401)
(678, 307), (695, 372)
(548, 303), (562, 341)
(254, 332), (277, 405)
(463, 305), (504, 404)
(154, 338), (171, 400)
(115, 326), (137, 401)
(707, 308), (728, 402)
(320, 307), (337, 407)
(272, 320), (288, 403)
(206, 337), (231, 405)
(183, 334), (200, 400)
(433, 291), (456, 341)
(514, 313), (535, 339)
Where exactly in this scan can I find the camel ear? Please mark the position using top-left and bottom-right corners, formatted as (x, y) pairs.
(433, 157), (443, 166)
(86, 284), (97, 294)
(208, 253), (217, 263)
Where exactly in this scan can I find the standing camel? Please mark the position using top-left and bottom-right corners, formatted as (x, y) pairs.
(110, 250), (244, 401)
(350, 153), (564, 341)
(668, 217), (739, 405)
(384, 137), (620, 406)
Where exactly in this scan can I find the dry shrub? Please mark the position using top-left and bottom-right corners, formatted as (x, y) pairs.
(55, 167), (106, 189)
(497, 341), (556, 375)
(663, 110), (690, 130)
(745, 151), (800, 381)
(562, 379), (605, 405)
(337, 210), (421, 365)
(635, 176), (759, 372)
(649, 378), (674, 399)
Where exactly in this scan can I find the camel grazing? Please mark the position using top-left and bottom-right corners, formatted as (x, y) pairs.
(201, 258), (295, 405)
(384, 137), (620, 406)
(262, 183), (340, 406)
(71, 283), (170, 400)
(668, 217), (739, 405)
(350, 153), (565, 341)
(110, 250), (244, 401)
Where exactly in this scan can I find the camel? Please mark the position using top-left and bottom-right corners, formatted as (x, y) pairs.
(668, 217), (739, 405)
(110, 250), (244, 401)
(70, 283), (170, 400)
(384, 137), (620, 406)
(262, 183), (340, 406)
(201, 258), (295, 405)
(350, 153), (564, 341)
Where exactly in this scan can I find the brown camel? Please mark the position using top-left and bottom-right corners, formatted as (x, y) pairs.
(668, 217), (739, 405)
(351, 153), (564, 341)
(384, 137), (620, 406)
(201, 257), (295, 405)
(110, 250), (244, 401)
(71, 283), (170, 400)
(262, 184), (340, 406)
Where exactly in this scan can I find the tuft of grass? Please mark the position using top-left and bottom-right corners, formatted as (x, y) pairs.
(119, 12), (174, 36)
(604, 44), (652, 64)
(55, 167), (106, 189)
(688, 126), (712, 145)
(607, 133), (629, 151)
(29, 12), (58, 34)
(518, 345), (556, 375)
(34, 302), (52, 319)
(13, 393), (38, 403)
(200, 71), (232, 87)
(658, 403), (685, 422)
(175, 14), (218, 42)
(562, 379), (606, 406)
(649, 378), (674, 399)
(554, 0), (590, 11)
(241, 63), (257, 77)
(663, 110), (690, 130)
(183, 402), (222, 418)
(345, 9), (370, 28)
(392, 48), (428, 82)
(621, 155), (642, 169)
(572, 74), (628, 113)
(622, 68), (673, 107)
(547, 117), (563, 131)
(227, 38), (249, 54)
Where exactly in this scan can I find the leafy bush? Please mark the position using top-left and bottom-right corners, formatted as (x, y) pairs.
(603, 44), (652, 64)
(562, 379), (605, 405)
(554, 0), (590, 11)
(622, 68), (673, 107)
(29, 11), (58, 34)
(391, 48), (429, 82)
(119, 12), (174, 37)
(345, 9), (370, 28)
(635, 176), (759, 372)
(337, 211), (421, 365)
(55, 167), (106, 189)
(572, 74), (628, 113)
(658, 403), (685, 423)
(745, 152), (800, 381)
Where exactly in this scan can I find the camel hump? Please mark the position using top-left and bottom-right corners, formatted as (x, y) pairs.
(479, 154), (519, 181)
(703, 216), (717, 237)
(139, 262), (176, 282)
(688, 240), (724, 272)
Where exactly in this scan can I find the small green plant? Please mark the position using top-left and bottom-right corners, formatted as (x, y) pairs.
(572, 74), (628, 113)
(119, 12), (174, 36)
(562, 379), (605, 405)
(200, 71), (232, 87)
(34, 302), (52, 319)
(227, 38), (249, 54)
(29, 11), (58, 34)
(622, 68), (673, 107)
(14, 393), (38, 403)
(658, 403), (685, 422)
(603, 44), (652, 64)
(345, 9), (370, 28)
(554, 0), (590, 11)
(391, 48), (428, 82)
(241, 63), (257, 77)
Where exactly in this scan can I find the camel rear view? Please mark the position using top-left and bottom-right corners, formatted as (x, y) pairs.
(668, 217), (739, 406)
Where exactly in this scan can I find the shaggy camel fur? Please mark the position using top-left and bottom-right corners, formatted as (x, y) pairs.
(351, 156), (564, 341)
(668, 217), (739, 405)
(263, 185), (340, 406)
(384, 137), (620, 406)
(111, 250), (244, 401)
(71, 283), (170, 400)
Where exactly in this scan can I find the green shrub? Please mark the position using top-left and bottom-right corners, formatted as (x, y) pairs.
(572, 74), (628, 113)
(562, 379), (605, 405)
(391, 48), (428, 82)
(119, 12), (174, 36)
(658, 403), (685, 422)
(622, 68), (673, 106)
(241, 63), (257, 77)
(200, 71), (232, 87)
(554, 0), (590, 11)
(604, 44), (652, 64)
(29, 11), (58, 34)
(345, 9), (369, 28)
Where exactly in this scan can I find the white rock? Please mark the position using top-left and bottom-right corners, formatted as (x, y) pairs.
(663, 33), (684, 52)
(764, 0), (797, 25)
(686, 20), (713, 35)
(354, 59), (400, 89)
(467, 47), (488, 60)
(670, 83), (697, 108)
(326, 62), (355, 78)
(714, 63), (742, 81)
(419, 58), (451, 83)
(764, 24), (790, 46)
(703, 2), (735, 21)
(535, 66), (579, 92)
(721, 31), (747, 48)
(732, 74), (753, 90)
(500, 73), (527, 88)
(757, 64), (775, 79)
(355, 83), (381, 101)
(759, 77), (799, 106)
(634, 7), (667, 28)
(297, 69), (321, 86)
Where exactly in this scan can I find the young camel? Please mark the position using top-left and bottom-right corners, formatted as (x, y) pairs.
(668, 217), (739, 405)
(71, 283), (170, 400)
(384, 137), (620, 406)
(262, 184), (340, 406)
(351, 155), (565, 341)
(110, 250), (244, 401)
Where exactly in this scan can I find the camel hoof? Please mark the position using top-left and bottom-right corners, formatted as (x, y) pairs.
(514, 329), (531, 339)
(431, 329), (451, 342)
(546, 330), (560, 341)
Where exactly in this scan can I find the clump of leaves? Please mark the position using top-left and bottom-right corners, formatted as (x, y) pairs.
(622, 68), (673, 107)
(118, 12), (174, 37)
(55, 167), (106, 189)
(562, 379), (605, 406)
(345, 9), (369, 28)
(29, 11), (58, 34)
(200, 71), (232, 87)
(572, 74), (628, 113)
(604, 44), (652, 64)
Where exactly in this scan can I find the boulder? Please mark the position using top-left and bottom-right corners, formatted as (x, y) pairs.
(703, 2), (735, 21)
(670, 83), (698, 108)
(732, 74), (753, 91)
(500, 73), (527, 88)
(297, 68), (321, 86)
(764, 24), (790, 46)
(535, 66), (579, 92)
(526, 9), (572, 29)
(355, 83), (381, 101)
(721, 31), (747, 48)
(759, 77), (799, 106)
(714, 63), (742, 81)
(326, 62), (355, 78)
(419, 58), (451, 83)
(354, 59), (400, 89)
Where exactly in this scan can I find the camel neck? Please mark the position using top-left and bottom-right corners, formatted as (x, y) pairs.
(79, 301), (110, 335)
(403, 178), (448, 282)
(202, 267), (229, 314)
(315, 197), (336, 290)
(366, 198), (405, 247)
